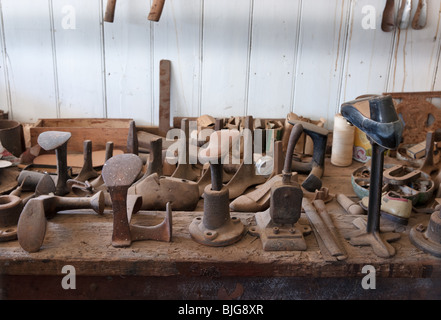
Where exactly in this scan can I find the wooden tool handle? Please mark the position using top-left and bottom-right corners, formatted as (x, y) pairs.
(148, 0), (166, 22)
(412, 0), (427, 30)
(104, 0), (117, 23)
(381, 0), (395, 32)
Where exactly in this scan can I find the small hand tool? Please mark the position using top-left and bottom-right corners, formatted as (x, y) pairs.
(103, 153), (172, 247)
(189, 131), (246, 247)
(74, 140), (99, 182)
(249, 123), (311, 251)
(37, 131), (72, 196)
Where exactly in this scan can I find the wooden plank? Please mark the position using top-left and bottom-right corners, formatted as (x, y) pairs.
(29, 118), (132, 152)
(158, 59), (171, 136)
(340, 0), (396, 104)
(387, 0), (441, 92)
(103, 0), (153, 126)
(1, 0), (57, 123)
(52, 0), (105, 118)
(152, 0), (202, 124)
(1, 158), (440, 280)
(200, 0), (252, 118)
(293, 0), (351, 129)
(247, 0), (301, 118)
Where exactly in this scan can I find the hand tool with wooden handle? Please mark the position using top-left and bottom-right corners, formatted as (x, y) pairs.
(412, 0), (427, 30)
(148, 0), (166, 22)
(104, 0), (117, 23)
(381, 0), (396, 32)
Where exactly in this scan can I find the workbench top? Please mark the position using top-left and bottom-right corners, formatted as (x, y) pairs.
(1, 157), (440, 300)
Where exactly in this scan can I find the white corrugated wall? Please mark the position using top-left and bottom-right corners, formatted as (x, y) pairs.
(0, 0), (440, 130)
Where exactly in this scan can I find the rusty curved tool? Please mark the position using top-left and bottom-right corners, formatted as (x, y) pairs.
(103, 154), (172, 247)
(74, 140), (99, 182)
(288, 119), (329, 192)
(37, 131), (72, 196)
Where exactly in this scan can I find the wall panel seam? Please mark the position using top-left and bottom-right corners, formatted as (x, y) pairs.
(290, 0), (303, 114)
(0, 1), (12, 118)
(48, 0), (60, 118)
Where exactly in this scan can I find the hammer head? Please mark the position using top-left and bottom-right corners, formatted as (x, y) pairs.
(102, 154), (143, 188)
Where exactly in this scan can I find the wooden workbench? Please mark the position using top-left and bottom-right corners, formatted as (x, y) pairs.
(1, 156), (440, 300)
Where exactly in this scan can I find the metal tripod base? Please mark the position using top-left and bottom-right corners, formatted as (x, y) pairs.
(249, 209), (311, 251)
(189, 216), (245, 247)
(349, 217), (400, 258)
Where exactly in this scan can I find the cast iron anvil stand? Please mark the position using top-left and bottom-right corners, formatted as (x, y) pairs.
(341, 95), (403, 258)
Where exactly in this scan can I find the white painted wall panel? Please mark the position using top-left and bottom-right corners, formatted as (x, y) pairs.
(103, 0), (153, 125)
(152, 0), (202, 126)
(200, 0), (252, 118)
(0, 5), (9, 114)
(293, 0), (351, 129)
(387, 0), (441, 92)
(247, 0), (301, 118)
(1, 0), (57, 123)
(52, 0), (105, 118)
(0, 0), (440, 129)
(341, 0), (396, 104)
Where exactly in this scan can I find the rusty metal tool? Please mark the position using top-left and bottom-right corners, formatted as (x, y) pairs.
(17, 168), (57, 192)
(74, 140), (99, 182)
(104, 0), (117, 23)
(288, 119), (329, 192)
(38, 191), (105, 219)
(68, 141), (115, 196)
(128, 200), (172, 243)
(397, 0), (412, 29)
(16, 191), (105, 253)
(37, 131), (72, 196)
(189, 138), (246, 247)
(412, 0), (427, 30)
(382, 0), (396, 32)
(341, 95), (403, 258)
(420, 129), (441, 177)
(0, 194), (24, 242)
(148, 0), (166, 22)
(103, 153), (172, 247)
(127, 120), (139, 155)
(410, 208), (441, 257)
(224, 116), (268, 199)
(312, 199), (348, 260)
(249, 123), (311, 251)
(102, 153), (143, 247)
(17, 198), (46, 253)
(144, 137), (163, 178)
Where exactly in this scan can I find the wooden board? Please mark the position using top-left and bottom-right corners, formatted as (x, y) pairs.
(1, 157), (440, 279)
(29, 118), (133, 153)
